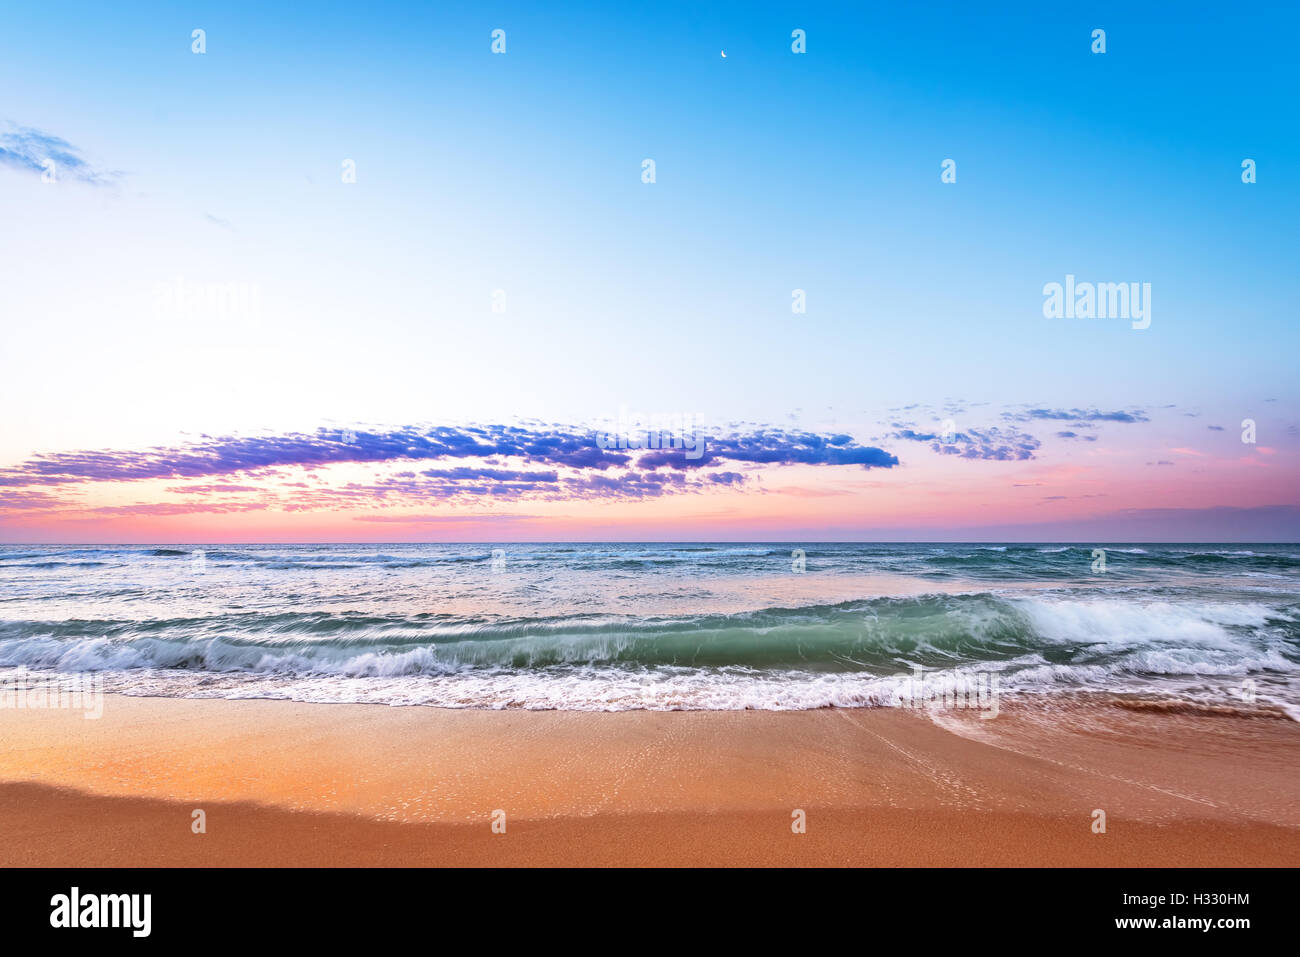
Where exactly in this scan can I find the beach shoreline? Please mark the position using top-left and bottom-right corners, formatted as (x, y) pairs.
(2, 694), (1297, 867)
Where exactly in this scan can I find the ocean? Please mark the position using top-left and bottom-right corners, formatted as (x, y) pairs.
(1, 542), (1298, 717)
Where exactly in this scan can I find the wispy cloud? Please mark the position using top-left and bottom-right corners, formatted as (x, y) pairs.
(891, 426), (1041, 461)
(1005, 407), (1149, 424)
(0, 122), (120, 185)
(81, 502), (270, 517)
(0, 489), (69, 510)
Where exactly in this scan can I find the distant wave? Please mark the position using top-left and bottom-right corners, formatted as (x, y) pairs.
(2, 543), (1298, 712)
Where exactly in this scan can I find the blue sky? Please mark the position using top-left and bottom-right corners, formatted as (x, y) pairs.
(1, 1), (1297, 540)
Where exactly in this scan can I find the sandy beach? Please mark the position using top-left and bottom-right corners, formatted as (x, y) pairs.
(1, 693), (1297, 867)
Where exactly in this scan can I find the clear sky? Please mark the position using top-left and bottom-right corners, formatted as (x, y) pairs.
(1, 1), (1297, 542)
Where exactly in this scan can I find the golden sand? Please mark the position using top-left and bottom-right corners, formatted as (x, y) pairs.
(1, 694), (1297, 866)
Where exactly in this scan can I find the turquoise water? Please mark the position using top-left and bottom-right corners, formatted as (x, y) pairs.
(1, 543), (1297, 714)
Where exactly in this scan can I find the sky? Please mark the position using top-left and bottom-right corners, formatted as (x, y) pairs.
(1, 1), (1297, 542)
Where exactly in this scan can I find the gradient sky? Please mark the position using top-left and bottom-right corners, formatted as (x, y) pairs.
(1, 1), (1297, 542)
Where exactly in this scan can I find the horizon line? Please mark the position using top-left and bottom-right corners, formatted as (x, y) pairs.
(4, 540), (1298, 547)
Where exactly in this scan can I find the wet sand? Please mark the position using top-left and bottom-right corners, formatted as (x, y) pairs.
(1, 694), (1297, 866)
